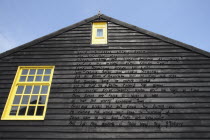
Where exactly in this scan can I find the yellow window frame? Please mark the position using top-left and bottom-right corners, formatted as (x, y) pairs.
(1, 66), (55, 120)
(91, 22), (107, 44)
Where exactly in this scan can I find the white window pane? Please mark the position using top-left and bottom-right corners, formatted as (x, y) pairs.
(29, 69), (36, 75)
(24, 86), (32, 94)
(22, 69), (28, 75)
(35, 76), (42, 81)
(21, 96), (30, 104)
(39, 96), (46, 104)
(97, 29), (103, 37)
(30, 96), (38, 104)
(43, 76), (50, 81)
(41, 86), (48, 94)
(16, 86), (24, 94)
(19, 76), (26, 82)
(13, 96), (21, 104)
(37, 69), (44, 74)
(32, 86), (40, 94)
(45, 69), (51, 74)
(27, 76), (34, 82)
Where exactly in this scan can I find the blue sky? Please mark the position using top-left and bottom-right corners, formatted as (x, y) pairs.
(0, 0), (210, 53)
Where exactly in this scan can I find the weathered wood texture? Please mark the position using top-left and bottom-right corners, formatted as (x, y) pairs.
(0, 20), (210, 139)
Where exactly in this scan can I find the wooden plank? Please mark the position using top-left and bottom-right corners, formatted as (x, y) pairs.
(108, 32), (147, 36)
(1, 67), (210, 75)
(12, 49), (190, 53)
(1, 132), (210, 139)
(108, 30), (138, 33)
(108, 27), (130, 30)
(31, 44), (179, 49)
(45, 114), (210, 120)
(70, 27), (91, 30)
(1, 126), (210, 132)
(30, 39), (166, 44)
(23, 47), (187, 51)
(1, 68), (210, 76)
(109, 36), (153, 39)
(2, 91), (210, 98)
(0, 119), (210, 126)
(109, 42), (172, 46)
(46, 102), (210, 108)
(63, 30), (91, 34)
(108, 39), (161, 43)
(56, 34), (90, 37)
(6, 51), (200, 56)
(44, 98), (210, 103)
(48, 37), (90, 41)
(5, 55), (209, 60)
(49, 88), (210, 94)
(5, 59), (210, 65)
(1, 75), (209, 85)
(40, 40), (90, 44)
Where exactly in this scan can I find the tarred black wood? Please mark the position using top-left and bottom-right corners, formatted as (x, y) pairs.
(0, 15), (210, 139)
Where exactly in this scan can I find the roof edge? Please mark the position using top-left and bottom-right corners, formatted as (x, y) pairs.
(101, 14), (210, 58)
(1, 14), (209, 59)
(0, 14), (99, 59)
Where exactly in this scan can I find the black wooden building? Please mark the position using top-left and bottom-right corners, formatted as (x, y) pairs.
(0, 14), (210, 139)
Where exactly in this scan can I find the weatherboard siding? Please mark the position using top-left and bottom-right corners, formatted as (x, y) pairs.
(0, 19), (210, 139)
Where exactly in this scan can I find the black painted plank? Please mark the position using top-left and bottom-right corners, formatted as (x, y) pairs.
(1, 126), (210, 133)
(1, 132), (210, 139)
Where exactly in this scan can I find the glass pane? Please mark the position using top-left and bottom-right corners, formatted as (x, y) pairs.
(43, 76), (50, 81)
(97, 29), (103, 37)
(10, 106), (18, 115)
(30, 96), (38, 104)
(35, 76), (42, 81)
(37, 69), (44, 74)
(16, 86), (24, 94)
(22, 69), (28, 75)
(21, 95), (29, 104)
(32, 86), (40, 94)
(39, 95), (46, 104)
(41, 86), (48, 94)
(36, 106), (44, 116)
(27, 76), (34, 82)
(29, 69), (36, 75)
(45, 69), (51, 74)
(13, 96), (21, 104)
(27, 106), (36, 115)
(18, 106), (27, 115)
(19, 76), (26, 82)
(24, 86), (32, 94)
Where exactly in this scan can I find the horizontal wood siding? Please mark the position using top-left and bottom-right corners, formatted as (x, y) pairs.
(0, 21), (210, 139)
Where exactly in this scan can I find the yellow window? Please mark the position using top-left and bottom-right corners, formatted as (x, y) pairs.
(1, 66), (55, 120)
(91, 22), (107, 44)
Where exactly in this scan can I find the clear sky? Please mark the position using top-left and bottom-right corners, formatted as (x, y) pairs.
(0, 0), (210, 53)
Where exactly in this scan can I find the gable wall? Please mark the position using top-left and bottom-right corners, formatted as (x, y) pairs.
(0, 20), (210, 139)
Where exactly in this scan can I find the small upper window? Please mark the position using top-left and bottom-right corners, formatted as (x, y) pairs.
(97, 29), (103, 37)
(1, 66), (55, 120)
(91, 22), (107, 44)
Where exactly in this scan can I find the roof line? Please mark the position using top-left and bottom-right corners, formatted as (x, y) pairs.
(101, 14), (210, 58)
(0, 15), (99, 59)
(1, 14), (210, 59)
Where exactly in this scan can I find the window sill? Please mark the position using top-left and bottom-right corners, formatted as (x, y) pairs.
(90, 44), (109, 47)
(1, 116), (45, 120)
